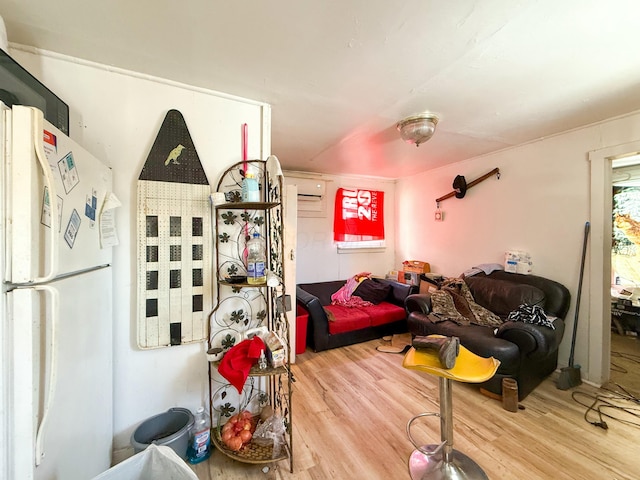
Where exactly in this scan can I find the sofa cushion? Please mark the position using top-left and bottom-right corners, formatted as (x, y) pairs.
(478, 270), (570, 318)
(465, 276), (545, 319)
(361, 301), (407, 327)
(324, 305), (371, 334)
(354, 279), (392, 304)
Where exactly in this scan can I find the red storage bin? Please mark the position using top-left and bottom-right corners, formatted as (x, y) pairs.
(296, 305), (309, 355)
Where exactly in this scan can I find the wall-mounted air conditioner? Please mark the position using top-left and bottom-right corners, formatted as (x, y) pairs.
(285, 176), (327, 217)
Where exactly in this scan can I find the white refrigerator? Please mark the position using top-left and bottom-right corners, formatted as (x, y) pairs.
(1, 104), (114, 479)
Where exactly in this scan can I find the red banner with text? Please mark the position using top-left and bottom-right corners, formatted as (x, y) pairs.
(333, 188), (384, 241)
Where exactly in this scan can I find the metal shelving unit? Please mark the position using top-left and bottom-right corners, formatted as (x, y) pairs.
(207, 158), (292, 472)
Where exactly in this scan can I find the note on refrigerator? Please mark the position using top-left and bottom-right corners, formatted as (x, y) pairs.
(100, 192), (121, 248)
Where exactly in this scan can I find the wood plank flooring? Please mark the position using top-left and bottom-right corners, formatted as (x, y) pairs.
(192, 336), (640, 479)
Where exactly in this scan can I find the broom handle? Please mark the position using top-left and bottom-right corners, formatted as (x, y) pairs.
(568, 221), (590, 366)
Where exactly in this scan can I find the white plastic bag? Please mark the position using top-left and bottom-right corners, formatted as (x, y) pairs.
(92, 444), (199, 480)
(252, 412), (286, 458)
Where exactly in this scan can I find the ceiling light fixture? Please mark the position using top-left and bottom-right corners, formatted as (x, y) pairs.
(397, 113), (439, 147)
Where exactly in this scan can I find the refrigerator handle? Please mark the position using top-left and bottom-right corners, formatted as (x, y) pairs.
(26, 285), (59, 466)
(31, 108), (59, 284)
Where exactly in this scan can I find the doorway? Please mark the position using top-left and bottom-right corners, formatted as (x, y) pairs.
(589, 141), (640, 387)
(610, 158), (640, 390)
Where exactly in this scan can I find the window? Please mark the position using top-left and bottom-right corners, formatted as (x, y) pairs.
(333, 188), (385, 251)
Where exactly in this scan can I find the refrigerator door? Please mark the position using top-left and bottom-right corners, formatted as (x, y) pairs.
(9, 267), (113, 480)
(7, 105), (112, 284)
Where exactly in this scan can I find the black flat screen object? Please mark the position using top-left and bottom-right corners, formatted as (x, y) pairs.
(225, 275), (247, 284)
(0, 48), (69, 135)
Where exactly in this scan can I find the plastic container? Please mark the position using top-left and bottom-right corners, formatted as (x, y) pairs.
(130, 408), (195, 460)
(296, 305), (308, 355)
(241, 172), (260, 202)
(186, 407), (211, 464)
(246, 232), (266, 284)
(258, 349), (267, 369)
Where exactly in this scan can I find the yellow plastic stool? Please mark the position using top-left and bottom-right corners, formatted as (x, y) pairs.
(403, 337), (500, 480)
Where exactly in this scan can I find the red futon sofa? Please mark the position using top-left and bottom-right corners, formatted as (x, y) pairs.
(296, 278), (417, 352)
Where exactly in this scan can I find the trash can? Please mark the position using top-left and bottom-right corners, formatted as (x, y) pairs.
(130, 408), (194, 460)
(296, 305), (309, 355)
(92, 444), (198, 480)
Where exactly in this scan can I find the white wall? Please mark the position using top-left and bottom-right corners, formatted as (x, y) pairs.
(285, 171), (397, 283)
(10, 46), (270, 459)
(395, 111), (640, 384)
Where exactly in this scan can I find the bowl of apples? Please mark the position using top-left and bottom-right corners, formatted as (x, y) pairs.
(219, 410), (257, 452)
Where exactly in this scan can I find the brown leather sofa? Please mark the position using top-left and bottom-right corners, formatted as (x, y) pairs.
(405, 271), (571, 400)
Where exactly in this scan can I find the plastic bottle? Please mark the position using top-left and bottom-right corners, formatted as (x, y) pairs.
(258, 349), (267, 370)
(246, 233), (266, 284)
(187, 406), (211, 464)
(241, 172), (260, 202)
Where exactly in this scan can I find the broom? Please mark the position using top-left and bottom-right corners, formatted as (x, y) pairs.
(557, 221), (590, 390)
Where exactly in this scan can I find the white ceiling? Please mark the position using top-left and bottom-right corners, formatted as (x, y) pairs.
(1, 1), (640, 179)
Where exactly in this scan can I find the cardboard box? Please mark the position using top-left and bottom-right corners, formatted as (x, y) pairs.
(264, 331), (287, 368)
(419, 280), (438, 294)
(419, 273), (446, 293)
(402, 260), (431, 274)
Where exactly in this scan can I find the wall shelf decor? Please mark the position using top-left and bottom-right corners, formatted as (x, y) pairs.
(136, 109), (212, 349)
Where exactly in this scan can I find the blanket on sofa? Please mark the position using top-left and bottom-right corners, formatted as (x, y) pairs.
(429, 278), (503, 328)
(330, 272), (373, 307)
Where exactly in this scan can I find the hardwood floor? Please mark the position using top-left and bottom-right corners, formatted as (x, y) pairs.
(191, 337), (640, 479)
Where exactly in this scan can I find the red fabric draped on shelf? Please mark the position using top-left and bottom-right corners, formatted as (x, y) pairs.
(333, 188), (384, 241)
(217, 336), (265, 393)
